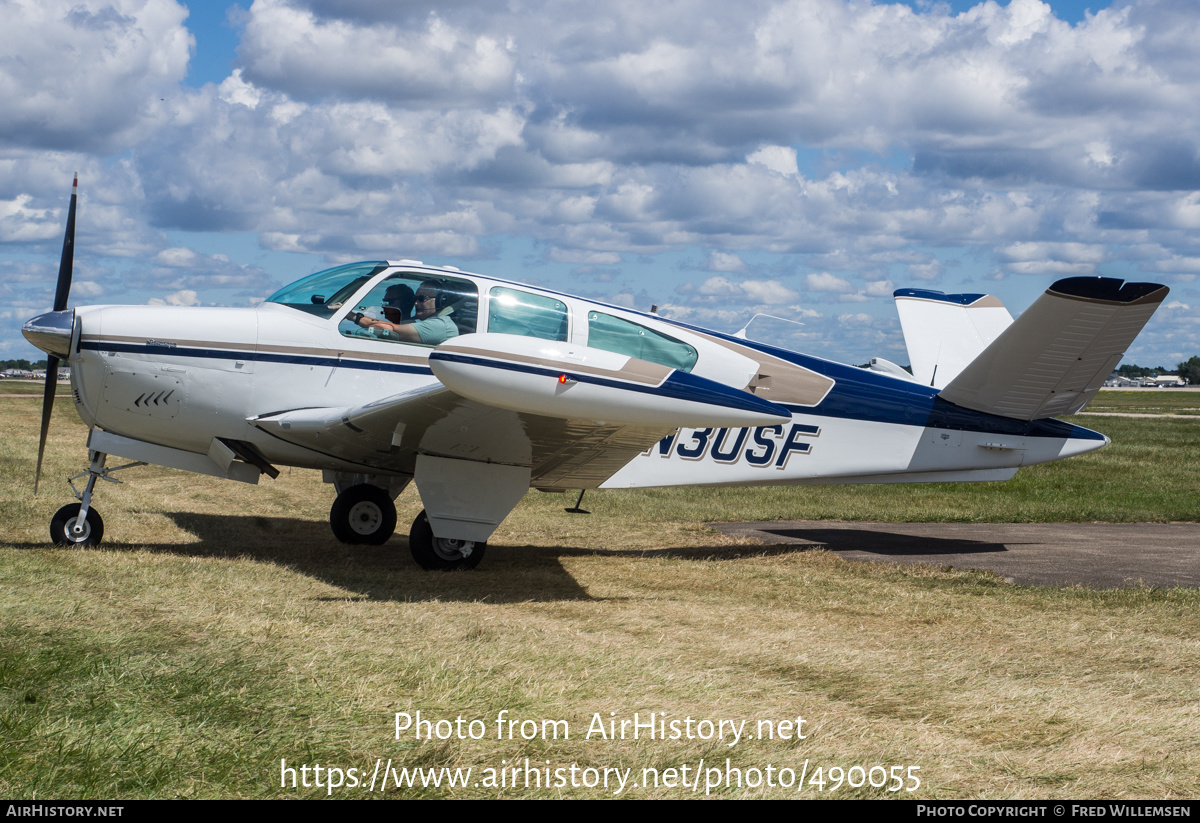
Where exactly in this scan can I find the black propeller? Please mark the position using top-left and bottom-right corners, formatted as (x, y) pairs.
(34, 173), (77, 493)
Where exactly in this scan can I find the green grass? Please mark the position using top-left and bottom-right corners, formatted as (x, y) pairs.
(1088, 389), (1200, 415)
(1, 397), (1198, 798)
(0, 379), (72, 396)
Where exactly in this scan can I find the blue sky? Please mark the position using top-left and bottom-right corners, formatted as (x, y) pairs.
(3, 0), (1197, 368)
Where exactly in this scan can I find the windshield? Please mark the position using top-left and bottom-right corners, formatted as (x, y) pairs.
(266, 262), (388, 317)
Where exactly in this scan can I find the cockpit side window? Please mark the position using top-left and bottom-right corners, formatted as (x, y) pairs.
(487, 287), (569, 342)
(266, 262), (388, 317)
(586, 311), (698, 372)
(339, 273), (479, 347)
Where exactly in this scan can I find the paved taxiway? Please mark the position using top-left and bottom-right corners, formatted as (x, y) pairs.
(711, 521), (1200, 588)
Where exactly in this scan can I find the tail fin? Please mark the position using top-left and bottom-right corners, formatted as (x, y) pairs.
(894, 289), (1013, 388)
(938, 277), (1168, 420)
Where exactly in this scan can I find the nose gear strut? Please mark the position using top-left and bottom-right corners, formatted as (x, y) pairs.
(50, 450), (146, 547)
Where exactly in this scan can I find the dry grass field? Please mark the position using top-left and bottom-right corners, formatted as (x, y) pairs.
(1, 388), (1198, 799)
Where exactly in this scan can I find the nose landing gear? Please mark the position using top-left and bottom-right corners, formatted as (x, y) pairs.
(49, 450), (145, 548)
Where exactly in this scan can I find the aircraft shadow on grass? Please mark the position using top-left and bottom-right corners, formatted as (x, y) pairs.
(18, 511), (811, 604)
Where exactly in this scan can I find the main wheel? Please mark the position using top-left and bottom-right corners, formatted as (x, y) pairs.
(408, 510), (486, 571)
(330, 484), (397, 545)
(50, 503), (104, 548)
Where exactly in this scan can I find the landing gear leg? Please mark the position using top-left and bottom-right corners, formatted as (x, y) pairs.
(50, 451), (146, 548)
(408, 510), (486, 571)
(51, 451), (107, 547)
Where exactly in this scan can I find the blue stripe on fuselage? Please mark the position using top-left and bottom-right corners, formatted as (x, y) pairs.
(80, 340), (434, 376)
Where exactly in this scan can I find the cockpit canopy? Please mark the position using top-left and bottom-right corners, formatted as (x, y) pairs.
(266, 261), (696, 371)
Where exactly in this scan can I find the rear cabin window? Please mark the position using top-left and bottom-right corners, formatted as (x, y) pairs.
(487, 287), (569, 342)
(586, 311), (698, 372)
(338, 273), (478, 347)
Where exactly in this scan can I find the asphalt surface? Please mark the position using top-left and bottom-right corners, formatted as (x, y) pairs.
(710, 521), (1200, 588)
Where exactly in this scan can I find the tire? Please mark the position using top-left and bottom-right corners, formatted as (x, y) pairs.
(408, 510), (486, 571)
(330, 484), (397, 545)
(50, 503), (104, 548)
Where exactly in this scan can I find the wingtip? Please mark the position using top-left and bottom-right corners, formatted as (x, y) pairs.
(1048, 276), (1168, 305)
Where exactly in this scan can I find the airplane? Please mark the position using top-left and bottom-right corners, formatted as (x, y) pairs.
(23, 176), (1169, 569)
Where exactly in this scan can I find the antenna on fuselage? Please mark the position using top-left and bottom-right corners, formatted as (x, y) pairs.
(733, 312), (806, 340)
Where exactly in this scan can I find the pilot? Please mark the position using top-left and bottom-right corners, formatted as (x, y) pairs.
(356, 280), (459, 345)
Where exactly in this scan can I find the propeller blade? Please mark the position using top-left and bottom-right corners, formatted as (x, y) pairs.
(35, 173), (77, 493)
(34, 355), (60, 494)
(53, 173), (78, 312)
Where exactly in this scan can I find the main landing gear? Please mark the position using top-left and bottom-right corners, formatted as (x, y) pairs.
(327, 486), (485, 570)
(408, 510), (486, 571)
(329, 484), (397, 545)
(49, 451), (144, 548)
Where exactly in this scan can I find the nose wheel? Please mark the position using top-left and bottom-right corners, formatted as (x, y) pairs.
(408, 510), (486, 570)
(330, 484), (397, 545)
(50, 503), (104, 547)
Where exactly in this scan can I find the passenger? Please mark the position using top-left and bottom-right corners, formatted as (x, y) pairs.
(380, 283), (415, 324)
(355, 280), (459, 345)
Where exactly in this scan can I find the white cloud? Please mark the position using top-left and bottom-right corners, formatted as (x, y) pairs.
(806, 272), (855, 293)
(706, 251), (746, 271)
(743, 279), (800, 305)
(549, 248), (621, 265)
(239, 0), (516, 106)
(747, 146), (799, 177)
(838, 312), (874, 325)
(153, 247), (201, 268)
(148, 288), (199, 306)
(72, 281), (104, 298)
(0, 0), (191, 151)
(864, 279), (894, 297)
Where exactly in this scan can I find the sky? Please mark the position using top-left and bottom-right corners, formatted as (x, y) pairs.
(3, 0), (1199, 368)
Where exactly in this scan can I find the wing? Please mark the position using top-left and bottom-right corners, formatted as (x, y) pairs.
(250, 384), (671, 490)
(250, 333), (791, 490)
